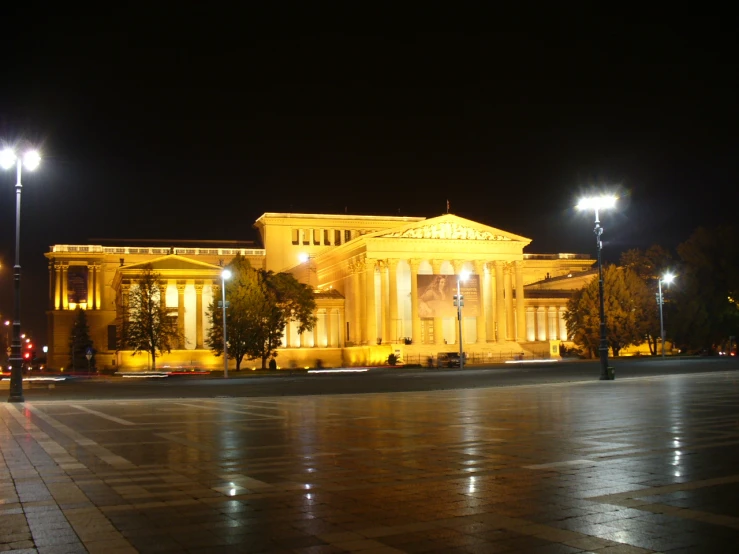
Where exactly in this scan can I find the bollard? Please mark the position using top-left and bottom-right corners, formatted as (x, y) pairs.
(607, 366), (615, 380)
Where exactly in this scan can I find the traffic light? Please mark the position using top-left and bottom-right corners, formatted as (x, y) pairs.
(23, 352), (30, 360)
(453, 294), (464, 307)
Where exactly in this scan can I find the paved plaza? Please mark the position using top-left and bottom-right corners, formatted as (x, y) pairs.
(2, 370), (739, 553)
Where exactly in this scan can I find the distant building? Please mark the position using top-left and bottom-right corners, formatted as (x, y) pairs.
(45, 213), (594, 370)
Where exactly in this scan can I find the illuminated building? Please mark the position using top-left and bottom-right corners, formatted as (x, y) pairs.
(45, 213), (594, 370)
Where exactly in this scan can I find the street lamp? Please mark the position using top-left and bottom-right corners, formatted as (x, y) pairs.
(576, 195), (617, 380)
(658, 272), (675, 358)
(455, 271), (470, 369)
(221, 269), (232, 378)
(1, 146), (41, 402)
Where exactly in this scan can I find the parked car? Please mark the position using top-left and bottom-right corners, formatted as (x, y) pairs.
(437, 352), (461, 368)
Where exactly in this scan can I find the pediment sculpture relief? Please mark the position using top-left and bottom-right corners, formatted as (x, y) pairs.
(385, 222), (511, 241)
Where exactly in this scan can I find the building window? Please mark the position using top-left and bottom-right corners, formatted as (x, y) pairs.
(345, 230), (352, 243)
(313, 229), (320, 245)
(302, 229), (310, 245)
(324, 229), (331, 245)
(335, 230), (342, 245)
(291, 229), (299, 245)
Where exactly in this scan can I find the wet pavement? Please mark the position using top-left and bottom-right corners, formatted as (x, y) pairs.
(2, 369), (739, 553)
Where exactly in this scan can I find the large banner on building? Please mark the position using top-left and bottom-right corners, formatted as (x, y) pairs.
(417, 274), (479, 318)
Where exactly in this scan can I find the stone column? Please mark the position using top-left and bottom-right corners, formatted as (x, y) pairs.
(505, 265), (514, 340)
(195, 281), (204, 349)
(559, 307), (568, 341)
(325, 308), (333, 347)
(365, 259), (377, 345)
(432, 260), (445, 346)
(351, 262), (361, 344)
(380, 261), (390, 343)
(312, 310), (319, 347)
(387, 259), (399, 343)
(494, 261), (506, 343)
(474, 260), (487, 343)
(177, 281), (186, 349)
(87, 264), (94, 308)
(515, 261), (526, 342)
(95, 264), (103, 310)
(486, 262), (495, 342)
(121, 283), (130, 323)
(54, 264), (61, 310)
(61, 265), (69, 309)
(409, 259), (421, 345)
(357, 258), (367, 344)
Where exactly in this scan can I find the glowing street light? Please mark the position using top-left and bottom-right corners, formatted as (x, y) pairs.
(221, 268), (232, 378)
(2, 145), (41, 402)
(576, 194), (617, 380)
(658, 273), (675, 358)
(455, 270), (470, 369)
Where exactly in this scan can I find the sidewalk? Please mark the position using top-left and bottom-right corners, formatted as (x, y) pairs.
(2, 370), (739, 552)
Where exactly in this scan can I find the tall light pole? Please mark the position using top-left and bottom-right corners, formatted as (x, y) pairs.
(1, 146), (41, 402)
(455, 271), (469, 369)
(221, 269), (232, 378)
(658, 273), (675, 358)
(576, 195), (617, 380)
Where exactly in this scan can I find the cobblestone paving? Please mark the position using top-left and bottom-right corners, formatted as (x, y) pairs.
(2, 371), (739, 553)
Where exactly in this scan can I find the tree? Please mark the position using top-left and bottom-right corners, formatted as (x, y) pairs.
(564, 265), (651, 357)
(620, 245), (673, 354)
(670, 226), (739, 353)
(207, 255), (316, 370)
(69, 307), (95, 371)
(120, 265), (181, 370)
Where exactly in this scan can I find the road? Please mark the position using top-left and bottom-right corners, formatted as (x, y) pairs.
(11, 356), (739, 400)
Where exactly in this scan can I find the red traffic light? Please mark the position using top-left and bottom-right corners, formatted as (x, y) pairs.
(26, 343), (33, 349)
(23, 352), (30, 359)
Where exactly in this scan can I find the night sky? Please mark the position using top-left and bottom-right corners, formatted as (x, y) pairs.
(0, 16), (736, 346)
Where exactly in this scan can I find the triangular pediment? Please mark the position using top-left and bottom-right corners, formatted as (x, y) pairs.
(371, 214), (531, 244)
(120, 254), (223, 272)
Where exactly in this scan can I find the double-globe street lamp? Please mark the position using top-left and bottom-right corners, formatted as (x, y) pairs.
(658, 273), (675, 358)
(1, 146), (41, 402)
(576, 195), (617, 381)
(454, 271), (469, 369)
(221, 269), (232, 378)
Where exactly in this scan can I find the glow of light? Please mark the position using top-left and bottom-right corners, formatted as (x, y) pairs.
(505, 359), (560, 364)
(304, 484), (312, 489)
(298, 252), (309, 263)
(0, 148), (16, 169)
(222, 269), (232, 280)
(229, 488), (236, 496)
(662, 272), (676, 285)
(459, 270), (470, 282)
(468, 476), (476, 494)
(23, 150), (41, 170)
(308, 368), (370, 374)
(305, 493), (313, 500)
(576, 195), (617, 211)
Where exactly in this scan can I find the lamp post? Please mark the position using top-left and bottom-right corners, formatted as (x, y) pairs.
(658, 273), (675, 358)
(576, 195), (617, 380)
(455, 271), (469, 369)
(1, 146), (41, 402)
(221, 269), (232, 378)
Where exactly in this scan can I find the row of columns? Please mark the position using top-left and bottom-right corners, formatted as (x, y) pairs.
(284, 309), (344, 348)
(119, 279), (215, 350)
(527, 306), (568, 342)
(50, 263), (103, 310)
(347, 257), (528, 346)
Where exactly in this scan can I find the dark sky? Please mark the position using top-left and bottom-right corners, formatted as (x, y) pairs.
(0, 15), (736, 345)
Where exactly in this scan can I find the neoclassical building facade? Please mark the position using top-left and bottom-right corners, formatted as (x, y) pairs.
(45, 213), (594, 370)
